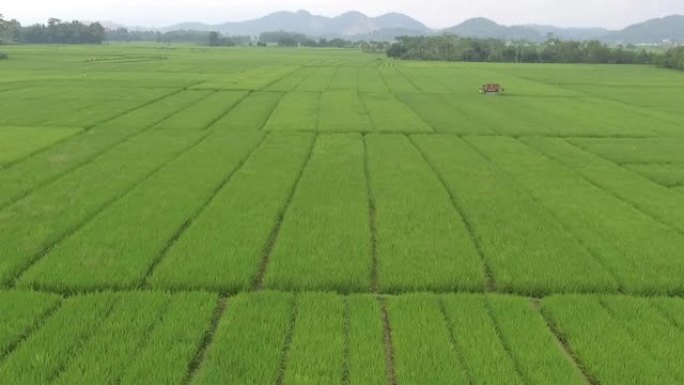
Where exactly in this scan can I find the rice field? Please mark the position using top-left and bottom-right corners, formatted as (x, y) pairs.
(1, 45), (684, 384)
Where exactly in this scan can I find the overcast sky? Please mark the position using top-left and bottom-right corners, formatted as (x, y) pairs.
(3, 0), (684, 29)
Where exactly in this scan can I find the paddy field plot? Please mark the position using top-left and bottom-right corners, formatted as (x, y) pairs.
(1, 45), (684, 384)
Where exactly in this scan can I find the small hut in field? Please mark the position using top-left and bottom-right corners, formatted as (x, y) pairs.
(480, 83), (504, 95)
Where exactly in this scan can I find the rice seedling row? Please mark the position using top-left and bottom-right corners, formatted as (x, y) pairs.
(466, 136), (684, 295)
(542, 295), (684, 385)
(412, 134), (617, 295)
(264, 134), (371, 292)
(4, 46), (684, 385)
(18, 128), (266, 291)
(148, 132), (315, 292)
(366, 134), (484, 292)
(0, 89), (210, 209)
(522, 137), (684, 234)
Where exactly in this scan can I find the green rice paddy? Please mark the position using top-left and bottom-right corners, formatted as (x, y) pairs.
(1, 44), (684, 384)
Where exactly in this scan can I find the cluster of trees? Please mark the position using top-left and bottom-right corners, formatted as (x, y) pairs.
(359, 41), (391, 54)
(106, 28), (249, 45)
(658, 47), (684, 70)
(207, 31), (251, 46)
(0, 15), (105, 44)
(258, 31), (355, 48)
(386, 35), (655, 64)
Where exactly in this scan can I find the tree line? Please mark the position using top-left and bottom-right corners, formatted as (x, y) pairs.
(386, 35), (656, 64)
(386, 35), (684, 71)
(659, 47), (684, 71)
(257, 31), (356, 48)
(0, 15), (105, 44)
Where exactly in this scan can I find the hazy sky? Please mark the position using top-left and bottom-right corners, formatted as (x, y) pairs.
(3, 0), (684, 29)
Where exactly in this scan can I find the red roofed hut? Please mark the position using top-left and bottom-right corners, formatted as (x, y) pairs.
(480, 83), (504, 95)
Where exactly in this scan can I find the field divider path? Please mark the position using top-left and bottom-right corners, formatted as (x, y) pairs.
(511, 72), (684, 130)
(392, 66), (425, 93)
(274, 295), (299, 385)
(0, 86), (190, 171)
(7, 131), (214, 289)
(363, 135), (380, 292)
(483, 297), (533, 385)
(258, 92), (286, 130)
(341, 297), (351, 385)
(378, 296), (398, 385)
(259, 66), (302, 91)
(595, 297), (670, 367)
(437, 297), (476, 385)
(326, 65), (341, 91)
(532, 299), (597, 385)
(8, 89), (256, 291)
(0, 298), (62, 365)
(408, 135), (495, 291)
(199, 90), (253, 131)
(1, 129), (83, 170)
(375, 67), (393, 95)
(180, 296), (229, 385)
(280, 68), (314, 92)
(46, 296), (123, 384)
(559, 138), (684, 237)
(315, 91), (323, 132)
(249, 135), (318, 291)
(651, 301), (684, 335)
(140, 132), (271, 288)
(111, 299), (173, 385)
(0, 88), (216, 212)
(358, 96), (377, 133)
(460, 136), (626, 294)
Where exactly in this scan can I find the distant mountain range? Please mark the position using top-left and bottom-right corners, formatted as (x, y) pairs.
(158, 10), (430, 41)
(103, 11), (684, 44)
(443, 15), (684, 44)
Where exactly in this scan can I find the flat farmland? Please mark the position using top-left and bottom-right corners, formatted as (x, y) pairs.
(1, 45), (684, 384)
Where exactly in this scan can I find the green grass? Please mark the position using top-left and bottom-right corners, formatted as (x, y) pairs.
(295, 67), (336, 92)
(387, 293), (470, 385)
(190, 291), (293, 385)
(488, 296), (587, 385)
(569, 138), (684, 164)
(623, 164), (684, 188)
(397, 93), (495, 135)
(0, 291), (215, 385)
(283, 292), (345, 385)
(377, 66), (420, 93)
(467, 135), (684, 295)
(0, 293), (120, 384)
(441, 294), (527, 385)
(0, 291), (61, 357)
(118, 292), (217, 385)
(318, 91), (372, 132)
(358, 67), (389, 93)
(412, 134), (617, 295)
(265, 134), (371, 292)
(0, 125), (209, 285)
(0, 90), (209, 209)
(542, 295), (684, 385)
(367, 134), (484, 292)
(18, 130), (265, 291)
(148, 132), (314, 292)
(523, 136), (684, 234)
(2, 45), (684, 385)
(346, 295), (388, 385)
(361, 93), (433, 132)
(265, 91), (319, 131)
(0, 126), (82, 165)
(329, 66), (359, 91)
